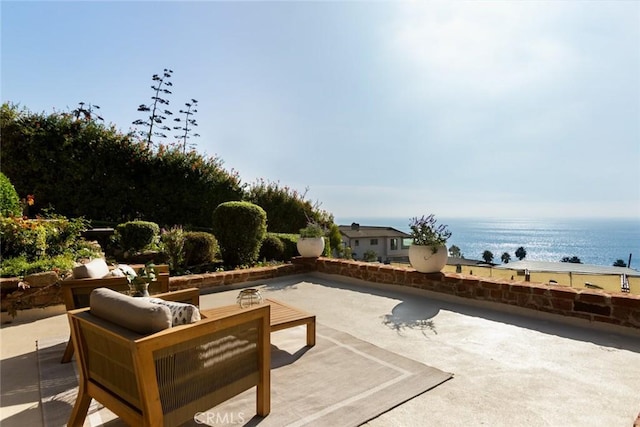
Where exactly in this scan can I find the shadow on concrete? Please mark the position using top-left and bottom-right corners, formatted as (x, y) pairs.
(382, 299), (439, 336)
(1, 347), (44, 427)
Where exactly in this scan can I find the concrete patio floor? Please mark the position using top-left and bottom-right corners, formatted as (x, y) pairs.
(2, 272), (640, 426)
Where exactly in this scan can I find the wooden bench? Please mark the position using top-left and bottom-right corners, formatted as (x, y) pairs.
(59, 265), (170, 363)
(67, 288), (270, 426)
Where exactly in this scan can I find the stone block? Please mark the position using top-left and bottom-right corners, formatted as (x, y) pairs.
(577, 292), (610, 305)
(573, 301), (611, 317)
(23, 271), (60, 288)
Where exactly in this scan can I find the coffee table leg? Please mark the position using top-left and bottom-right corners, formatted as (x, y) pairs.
(307, 320), (316, 347)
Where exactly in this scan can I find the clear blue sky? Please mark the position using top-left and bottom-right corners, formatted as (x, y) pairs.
(2, 1), (639, 220)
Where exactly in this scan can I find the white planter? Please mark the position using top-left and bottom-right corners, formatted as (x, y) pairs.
(409, 244), (448, 273)
(297, 237), (325, 258)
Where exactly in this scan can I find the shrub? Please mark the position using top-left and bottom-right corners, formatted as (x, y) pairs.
(409, 214), (452, 253)
(0, 213), (100, 277)
(0, 217), (46, 260)
(160, 226), (185, 271)
(327, 223), (343, 257)
(363, 249), (378, 262)
(183, 231), (218, 266)
(43, 214), (91, 257)
(299, 222), (324, 238)
(274, 233), (298, 261)
(0, 172), (21, 217)
(1, 103), (244, 227)
(115, 220), (160, 252)
(259, 233), (285, 261)
(0, 216), (89, 261)
(212, 201), (266, 267)
(244, 179), (317, 233)
(0, 254), (77, 278)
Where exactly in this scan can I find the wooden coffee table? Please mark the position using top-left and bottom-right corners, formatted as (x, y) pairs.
(201, 298), (316, 347)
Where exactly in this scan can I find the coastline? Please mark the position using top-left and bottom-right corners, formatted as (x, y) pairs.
(336, 216), (640, 268)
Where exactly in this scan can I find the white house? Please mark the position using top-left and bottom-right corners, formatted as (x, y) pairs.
(338, 223), (411, 262)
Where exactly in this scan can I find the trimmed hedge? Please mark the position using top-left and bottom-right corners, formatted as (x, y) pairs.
(274, 233), (299, 261)
(0, 172), (21, 217)
(1, 103), (244, 227)
(212, 201), (266, 267)
(183, 231), (218, 266)
(115, 221), (160, 252)
(259, 233), (285, 261)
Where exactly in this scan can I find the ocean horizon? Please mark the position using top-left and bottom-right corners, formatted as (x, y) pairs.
(335, 216), (640, 269)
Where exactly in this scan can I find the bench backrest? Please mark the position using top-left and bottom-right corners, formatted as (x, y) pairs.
(61, 268), (170, 311)
(67, 299), (270, 426)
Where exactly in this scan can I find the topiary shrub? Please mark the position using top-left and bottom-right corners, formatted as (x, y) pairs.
(212, 201), (267, 267)
(259, 233), (285, 261)
(0, 172), (21, 217)
(273, 233), (298, 261)
(183, 231), (218, 266)
(115, 221), (160, 252)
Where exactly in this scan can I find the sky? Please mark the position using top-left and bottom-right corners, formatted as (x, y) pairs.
(2, 1), (639, 222)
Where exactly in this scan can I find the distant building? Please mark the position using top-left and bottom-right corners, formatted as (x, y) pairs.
(338, 223), (411, 262)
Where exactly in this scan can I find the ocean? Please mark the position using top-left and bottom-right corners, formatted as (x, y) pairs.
(335, 217), (640, 269)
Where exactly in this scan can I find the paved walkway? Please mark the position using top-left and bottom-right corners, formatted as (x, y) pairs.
(2, 272), (640, 426)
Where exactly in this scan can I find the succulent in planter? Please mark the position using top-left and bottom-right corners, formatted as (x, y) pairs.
(408, 214), (452, 273)
(120, 262), (157, 297)
(299, 222), (325, 238)
(297, 222), (325, 257)
(409, 214), (452, 254)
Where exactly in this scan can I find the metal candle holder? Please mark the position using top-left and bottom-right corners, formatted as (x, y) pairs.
(237, 288), (263, 308)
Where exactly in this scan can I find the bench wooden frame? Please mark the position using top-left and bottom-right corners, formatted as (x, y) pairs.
(59, 266), (170, 363)
(67, 289), (270, 426)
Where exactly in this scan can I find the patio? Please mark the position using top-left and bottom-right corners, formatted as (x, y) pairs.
(2, 272), (640, 426)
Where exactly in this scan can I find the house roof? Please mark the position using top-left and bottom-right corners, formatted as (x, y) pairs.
(338, 225), (410, 239)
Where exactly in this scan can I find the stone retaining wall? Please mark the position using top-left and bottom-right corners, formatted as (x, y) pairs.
(168, 263), (310, 290)
(292, 257), (640, 329)
(1, 273), (64, 314)
(3, 258), (639, 330)
(0, 264), (310, 316)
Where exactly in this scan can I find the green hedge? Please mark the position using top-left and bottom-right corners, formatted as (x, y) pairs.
(0, 216), (90, 261)
(259, 233), (285, 261)
(0, 172), (21, 217)
(273, 233), (298, 260)
(244, 179), (318, 233)
(183, 231), (218, 266)
(115, 221), (159, 252)
(0, 103), (244, 228)
(212, 201), (266, 267)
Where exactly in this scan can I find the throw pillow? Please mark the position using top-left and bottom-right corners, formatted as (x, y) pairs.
(72, 258), (110, 279)
(90, 288), (172, 334)
(145, 298), (201, 326)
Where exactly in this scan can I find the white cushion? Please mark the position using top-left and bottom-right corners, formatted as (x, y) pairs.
(116, 264), (137, 278)
(145, 298), (201, 326)
(90, 288), (172, 334)
(73, 258), (110, 279)
(104, 267), (124, 277)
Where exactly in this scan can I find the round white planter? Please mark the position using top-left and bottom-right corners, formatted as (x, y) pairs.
(297, 237), (325, 258)
(409, 244), (448, 273)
